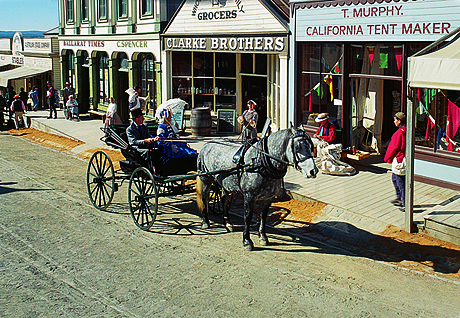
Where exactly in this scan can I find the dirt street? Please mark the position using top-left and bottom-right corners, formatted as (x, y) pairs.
(0, 131), (459, 317)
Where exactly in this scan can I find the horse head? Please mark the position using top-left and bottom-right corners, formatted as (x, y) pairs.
(286, 127), (318, 178)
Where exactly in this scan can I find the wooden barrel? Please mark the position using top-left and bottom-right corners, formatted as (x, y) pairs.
(191, 107), (212, 136)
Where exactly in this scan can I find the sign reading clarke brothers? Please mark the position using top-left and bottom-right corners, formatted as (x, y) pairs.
(165, 0), (288, 53)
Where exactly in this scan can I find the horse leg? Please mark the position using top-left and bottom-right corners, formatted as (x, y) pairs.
(258, 201), (271, 246)
(196, 176), (211, 229)
(242, 198), (255, 251)
(222, 192), (234, 232)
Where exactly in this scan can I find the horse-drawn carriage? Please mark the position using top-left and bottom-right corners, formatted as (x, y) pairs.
(87, 122), (319, 250)
(86, 124), (222, 231)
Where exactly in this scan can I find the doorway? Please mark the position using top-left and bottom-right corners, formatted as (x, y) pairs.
(242, 76), (267, 132)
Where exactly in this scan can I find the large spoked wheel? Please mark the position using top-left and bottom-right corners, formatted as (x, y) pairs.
(209, 181), (223, 214)
(128, 167), (158, 231)
(87, 151), (115, 210)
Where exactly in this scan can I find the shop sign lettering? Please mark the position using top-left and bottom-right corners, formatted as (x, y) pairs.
(191, 0), (245, 21)
(296, 0), (460, 41)
(165, 36), (286, 53)
(24, 41), (50, 49)
(62, 40), (105, 47)
(12, 56), (24, 65)
(117, 41), (148, 48)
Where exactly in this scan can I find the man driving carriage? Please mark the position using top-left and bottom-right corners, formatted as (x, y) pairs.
(126, 108), (160, 171)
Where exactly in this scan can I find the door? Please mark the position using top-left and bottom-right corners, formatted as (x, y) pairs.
(242, 76), (267, 132)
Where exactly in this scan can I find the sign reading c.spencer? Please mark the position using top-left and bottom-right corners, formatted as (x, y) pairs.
(295, 0), (460, 42)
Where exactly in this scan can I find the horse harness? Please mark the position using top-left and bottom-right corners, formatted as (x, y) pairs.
(231, 129), (314, 179)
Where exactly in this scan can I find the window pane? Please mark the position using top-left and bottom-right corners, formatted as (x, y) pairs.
(193, 52), (213, 77)
(299, 43), (321, 72)
(119, 0), (128, 18)
(82, 0), (89, 21)
(142, 0), (152, 15)
(66, 0), (74, 22)
(255, 54), (267, 75)
(99, 0), (107, 20)
(215, 53), (235, 77)
(240, 53), (252, 73)
(349, 44), (403, 77)
(98, 54), (109, 103)
(172, 52), (191, 77)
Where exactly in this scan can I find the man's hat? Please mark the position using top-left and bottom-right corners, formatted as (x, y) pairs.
(13, 95), (20, 99)
(394, 112), (406, 121)
(47, 81), (52, 84)
(131, 108), (143, 119)
(315, 113), (329, 122)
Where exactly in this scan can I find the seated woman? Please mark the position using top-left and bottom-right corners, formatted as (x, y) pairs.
(155, 109), (197, 175)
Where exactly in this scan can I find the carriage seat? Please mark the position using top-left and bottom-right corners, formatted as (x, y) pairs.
(232, 137), (258, 166)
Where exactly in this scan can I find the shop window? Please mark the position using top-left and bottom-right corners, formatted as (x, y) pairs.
(215, 53), (235, 77)
(66, 0), (74, 23)
(98, 0), (107, 20)
(81, 51), (89, 66)
(98, 53), (109, 104)
(141, 0), (153, 16)
(415, 88), (460, 154)
(241, 53), (267, 75)
(350, 44), (403, 77)
(119, 54), (129, 72)
(81, 0), (89, 22)
(241, 54), (252, 74)
(139, 53), (155, 108)
(194, 52), (213, 77)
(297, 43), (343, 129)
(172, 52), (191, 77)
(118, 0), (128, 19)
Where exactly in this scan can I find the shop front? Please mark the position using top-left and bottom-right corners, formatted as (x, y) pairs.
(290, 0), (460, 161)
(0, 32), (57, 110)
(59, 37), (161, 123)
(162, 0), (289, 133)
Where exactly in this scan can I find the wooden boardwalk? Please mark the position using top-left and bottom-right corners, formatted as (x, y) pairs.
(283, 154), (460, 245)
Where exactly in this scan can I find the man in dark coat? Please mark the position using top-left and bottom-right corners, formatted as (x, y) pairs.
(126, 108), (159, 170)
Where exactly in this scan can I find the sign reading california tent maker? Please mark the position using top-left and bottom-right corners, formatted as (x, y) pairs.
(295, 0), (460, 42)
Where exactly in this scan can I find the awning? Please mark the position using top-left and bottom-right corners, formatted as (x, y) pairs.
(0, 65), (52, 87)
(408, 35), (460, 90)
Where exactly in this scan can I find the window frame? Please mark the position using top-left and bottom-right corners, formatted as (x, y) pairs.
(81, 0), (89, 22)
(98, 0), (108, 21)
(141, 0), (153, 17)
(66, 0), (74, 23)
(118, 0), (128, 19)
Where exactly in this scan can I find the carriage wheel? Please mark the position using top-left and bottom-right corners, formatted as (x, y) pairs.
(128, 167), (158, 231)
(87, 151), (115, 210)
(209, 181), (223, 214)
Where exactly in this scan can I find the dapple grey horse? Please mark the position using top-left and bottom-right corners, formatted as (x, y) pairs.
(196, 127), (318, 250)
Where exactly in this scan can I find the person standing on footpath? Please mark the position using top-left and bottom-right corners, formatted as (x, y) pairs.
(46, 81), (57, 119)
(104, 97), (122, 131)
(10, 95), (25, 129)
(63, 82), (75, 106)
(384, 112), (407, 210)
(19, 87), (29, 112)
(31, 86), (39, 111)
(237, 100), (258, 140)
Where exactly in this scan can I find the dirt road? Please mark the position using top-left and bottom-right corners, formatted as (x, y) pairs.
(0, 132), (459, 317)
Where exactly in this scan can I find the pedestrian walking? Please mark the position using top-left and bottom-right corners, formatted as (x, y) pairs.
(46, 81), (57, 119)
(10, 95), (25, 129)
(31, 86), (39, 111)
(384, 112), (407, 210)
(19, 87), (29, 112)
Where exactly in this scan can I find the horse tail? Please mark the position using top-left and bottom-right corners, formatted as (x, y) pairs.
(196, 175), (204, 213)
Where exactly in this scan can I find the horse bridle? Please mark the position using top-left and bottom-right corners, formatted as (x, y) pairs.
(290, 129), (314, 171)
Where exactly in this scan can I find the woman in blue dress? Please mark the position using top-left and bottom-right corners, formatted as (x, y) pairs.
(156, 109), (197, 160)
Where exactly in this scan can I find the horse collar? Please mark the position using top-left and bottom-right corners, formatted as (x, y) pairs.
(260, 136), (288, 179)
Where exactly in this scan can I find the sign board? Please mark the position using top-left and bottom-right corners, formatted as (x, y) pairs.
(172, 108), (185, 130)
(217, 109), (235, 133)
(294, 0), (460, 42)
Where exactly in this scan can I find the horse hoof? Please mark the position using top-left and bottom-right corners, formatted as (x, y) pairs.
(259, 238), (269, 246)
(243, 240), (254, 251)
(225, 223), (234, 232)
(201, 221), (210, 229)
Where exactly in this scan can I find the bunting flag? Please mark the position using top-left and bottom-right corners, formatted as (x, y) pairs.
(394, 46), (403, 73)
(446, 100), (460, 151)
(379, 46), (389, 69)
(324, 75), (333, 101)
(368, 47), (375, 67)
(425, 114), (436, 140)
(308, 93), (312, 112)
(426, 88), (437, 106)
(314, 82), (323, 99)
(332, 64), (340, 74)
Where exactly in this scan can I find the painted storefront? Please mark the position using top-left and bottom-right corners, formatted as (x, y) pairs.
(162, 0), (289, 133)
(290, 0), (460, 188)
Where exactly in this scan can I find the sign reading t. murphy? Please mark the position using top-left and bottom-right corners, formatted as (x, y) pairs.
(164, 36), (287, 53)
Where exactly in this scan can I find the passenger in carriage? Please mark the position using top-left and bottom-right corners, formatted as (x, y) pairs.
(126, 108), (159, 170)
(156, 109), (197, 159)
